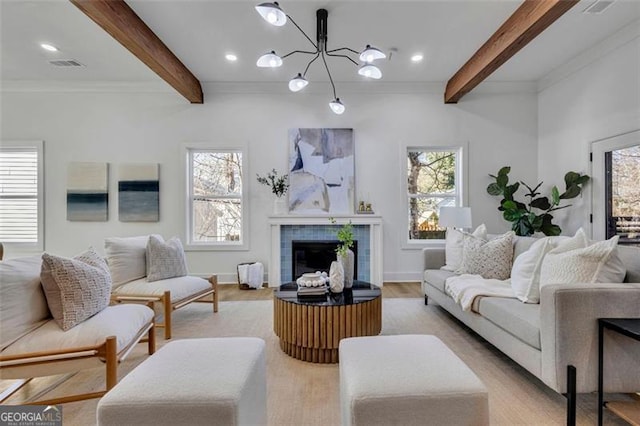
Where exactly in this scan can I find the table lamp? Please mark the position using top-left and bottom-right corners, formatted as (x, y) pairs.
(438, 207), (472, 231)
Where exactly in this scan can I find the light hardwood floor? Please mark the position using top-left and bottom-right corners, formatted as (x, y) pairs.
(1, 282), (632, 425)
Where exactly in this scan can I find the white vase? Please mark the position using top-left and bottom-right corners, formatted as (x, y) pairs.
(273, 198), (287, 215)
(339, 249), (355, 288)
(329, 261), (344, 293)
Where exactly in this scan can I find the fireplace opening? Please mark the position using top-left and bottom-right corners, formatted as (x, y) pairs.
(292, 240), (358, 280)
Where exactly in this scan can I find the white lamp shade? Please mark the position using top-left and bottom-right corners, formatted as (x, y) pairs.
(256, 51), (283, 68)
(438, 207), (472, 229)
(358, 64), (382, 79)
(255, 2), (287, 26)
(329, 98), (345, 114)
(288, 74), (308, 92)
(359, 45), (386, 62)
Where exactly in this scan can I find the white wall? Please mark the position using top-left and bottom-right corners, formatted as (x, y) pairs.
(538, 28), (640, 236)
(1, 84), (538, 282)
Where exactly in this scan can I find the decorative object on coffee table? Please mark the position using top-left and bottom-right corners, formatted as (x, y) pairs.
(329, 261), (344, 293)
(487, 166), (589, 236)
(256, 168), (289, 215)
(332, 218), (355, 288)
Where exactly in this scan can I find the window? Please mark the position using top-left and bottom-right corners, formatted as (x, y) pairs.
(0, 141), (44, 250)
(591, 130), (639, 243)
(605, 144), (640, 245)
(186, 148), (247, 249)
(406, 147), (463, 242)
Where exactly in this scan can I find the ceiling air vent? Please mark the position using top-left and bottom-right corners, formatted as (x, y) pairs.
(583, 0), (616, 14)
(48, 59), (85, 67)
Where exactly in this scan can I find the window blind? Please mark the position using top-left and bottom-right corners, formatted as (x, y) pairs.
(0, 149), (38, 242)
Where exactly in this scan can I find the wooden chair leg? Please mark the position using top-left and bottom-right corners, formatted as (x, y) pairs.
(105, 336), (118, 391)
(209, 275), (219, 313)
(163, 291), (172, 340)
(148, 324), (156, 354)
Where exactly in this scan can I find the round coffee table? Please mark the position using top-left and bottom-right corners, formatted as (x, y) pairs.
(273, 281), (382, 363)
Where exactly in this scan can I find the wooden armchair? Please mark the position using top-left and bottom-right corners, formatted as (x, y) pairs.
(0, 256), (156, 405)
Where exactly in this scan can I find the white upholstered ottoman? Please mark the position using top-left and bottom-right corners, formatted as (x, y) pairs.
(97, 337), (267, 426)
(339, 335), (489, 426)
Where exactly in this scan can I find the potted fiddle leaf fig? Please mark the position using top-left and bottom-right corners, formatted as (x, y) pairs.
(487, 166), (589, 236)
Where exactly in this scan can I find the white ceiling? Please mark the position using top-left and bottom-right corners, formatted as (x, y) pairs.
(1, 0), (639, 86)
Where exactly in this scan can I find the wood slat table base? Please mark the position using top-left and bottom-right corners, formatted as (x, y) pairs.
(273, 296), (382, 363)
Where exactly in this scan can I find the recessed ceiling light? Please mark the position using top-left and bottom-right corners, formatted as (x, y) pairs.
(411, 54), (424, 63)
(225, 53), (238, 62)
(40, 43), (59, 52)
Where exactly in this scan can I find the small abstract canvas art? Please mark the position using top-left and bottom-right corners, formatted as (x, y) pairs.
(288, 128), (354, 214)
(118, 163), (159, 222)
(67, 162), (108, 221)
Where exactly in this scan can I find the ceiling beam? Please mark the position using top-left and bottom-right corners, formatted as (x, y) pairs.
(70, 0), (203, 104)
(444, 0), (579, 104)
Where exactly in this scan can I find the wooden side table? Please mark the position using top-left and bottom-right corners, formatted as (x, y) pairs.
(598, 318), (640, 426)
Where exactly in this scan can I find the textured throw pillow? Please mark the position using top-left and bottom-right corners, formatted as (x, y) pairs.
(539, 236), (619, 287)
(510, 237), (552, 303)
(40, 248), (112, 331)
(146, 235), (188, 282)
(590, 240), (627, 283)
(105, 235), (154, 288)
(442, 224), (487, 272)
(456, 231), (514, 280)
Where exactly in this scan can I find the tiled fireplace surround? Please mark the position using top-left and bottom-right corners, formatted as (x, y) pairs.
(268, 215), (383, 287)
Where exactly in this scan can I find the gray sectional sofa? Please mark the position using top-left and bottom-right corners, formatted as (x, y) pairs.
(422, 236), (640, 396)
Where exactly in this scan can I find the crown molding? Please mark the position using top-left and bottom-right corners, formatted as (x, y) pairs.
(538, 19), (640, 92)
(1, 80), (537, 97)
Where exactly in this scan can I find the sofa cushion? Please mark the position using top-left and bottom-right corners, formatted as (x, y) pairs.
(112, 275), (212, 302)
(146, 235), (188, 282)
(1, 304), (153, 357)
(512, 236), (539, 260)
(442, 224), (487, 272)
(105, 235), (151, 288)
(40, 248), (112, 331)
(477, 298), (541, 349)
(0, 256), (51, 351)
(619, 246), (640, 283)
(423, 269), (458, 293)
(457, 232), (514, 280)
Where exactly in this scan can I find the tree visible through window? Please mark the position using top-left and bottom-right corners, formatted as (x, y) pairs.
(188, 150), (243, 244)
(606, 144), (640, 245)
(407, 149), (459, 240)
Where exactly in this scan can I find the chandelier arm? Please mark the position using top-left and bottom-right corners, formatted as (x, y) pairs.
(302, 53), (321, 77)
(281, 49), (320, 59)
(325, 52), (359, 66)
(286, 15), (318, 50)
(326, 47), (360, 55)
(320, 50), (338, 100)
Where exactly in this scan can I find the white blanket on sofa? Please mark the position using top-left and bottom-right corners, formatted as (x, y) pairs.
(445, 274), (516, 312)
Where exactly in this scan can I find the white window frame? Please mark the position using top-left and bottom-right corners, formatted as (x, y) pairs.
(591, 129), (640, 241)
(402, 142), (468, 249)
(0, 140), (44, 252)
(183, 144), (249, 251)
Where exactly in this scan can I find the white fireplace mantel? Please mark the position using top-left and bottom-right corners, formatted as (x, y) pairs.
(268, 215), (383, 287)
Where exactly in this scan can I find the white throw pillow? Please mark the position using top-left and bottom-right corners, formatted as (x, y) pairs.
(510, 237), (552, 303)
(456, 231), (514, 280)
(539, 236), (619, 287)
(442, 224), (487, 272)
(40, 248), (112, 331)
(146, 235), (188, 282)
(105, 235), (154, 287)
(590, 240), (627, 283)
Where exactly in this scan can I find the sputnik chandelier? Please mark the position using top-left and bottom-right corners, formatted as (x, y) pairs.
(255, 2), (386, 114)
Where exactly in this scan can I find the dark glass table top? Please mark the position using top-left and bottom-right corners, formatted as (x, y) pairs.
(275, 280), (381, 306)
(599, 318), (640, 340)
